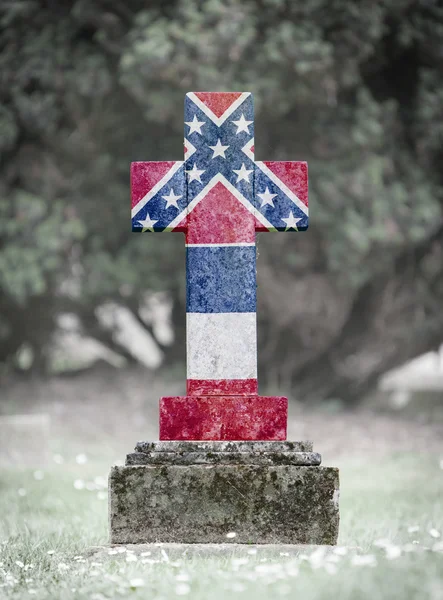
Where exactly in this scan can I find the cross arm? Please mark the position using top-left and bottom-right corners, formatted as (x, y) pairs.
(131, 161), (186, 232)
(254, 161), (308, 232)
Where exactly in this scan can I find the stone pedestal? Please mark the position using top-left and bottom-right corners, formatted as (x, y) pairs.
(109, 441), (339, 545)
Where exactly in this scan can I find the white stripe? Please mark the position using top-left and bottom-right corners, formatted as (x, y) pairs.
(131, 161), (184, 218)
(187, 312), (257, 380)
(255, 160), (309, 216)
(186, 92), (251, 127)
(186, 243), (255, 247)
(169, 173), (275, 231)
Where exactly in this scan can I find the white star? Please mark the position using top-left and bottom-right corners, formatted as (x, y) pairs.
(185, 115), (205, 135)
(258, 186), (277, 208)
(281, 211), (302, 231)
(137, 214), (158, 231)
(233, 163), (253, 183)
(232, 113), (253, 134)
(162, 188), (182, 209)
(186, 163), (205, 183)
(208, 139), (229, 159)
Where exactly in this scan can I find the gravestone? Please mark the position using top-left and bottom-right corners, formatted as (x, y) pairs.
(109, 92), (339, 544)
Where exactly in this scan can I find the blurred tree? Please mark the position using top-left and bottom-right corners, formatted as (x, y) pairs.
(0, 0), (442, 401)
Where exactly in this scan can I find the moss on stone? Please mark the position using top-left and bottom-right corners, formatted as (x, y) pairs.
(109, 464), (339, 545)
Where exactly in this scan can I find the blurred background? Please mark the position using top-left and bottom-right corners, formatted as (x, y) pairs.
(1, 0), (443, 452)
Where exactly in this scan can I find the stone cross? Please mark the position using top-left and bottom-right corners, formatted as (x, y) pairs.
(131, 92), (308, 441)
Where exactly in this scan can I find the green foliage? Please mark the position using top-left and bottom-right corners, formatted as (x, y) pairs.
(0, 191), (85, 304)
(0, 0), (442, 374)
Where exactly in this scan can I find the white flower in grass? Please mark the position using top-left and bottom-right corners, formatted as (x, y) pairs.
(140, 551), (151, 557)
(117, 547), (127, 554)
(432, 541), (443, 552)
(324, 562), (338, 575)
(141, 558), (158, 564)
(75, 453), (88, 464)
(94, 475), (107, 488)
(57, 563), (70, 572)
(231, 582), (246, 592)
(176, 573), (190, 582)
(408, 525), (420, 533)
(226, 532), (236, 539)
(126, 554), (137, 563)
(129, 578), (145, 589)
(33, 471), (44, 481)
(309, 547), (327, 568)
(108, 549), (118, 555)
(175, 583), (191, 595)
(280, 552), (289, 556)
(247, 548), (257, 555)
(403, 543), (420, 553)
(15, 561), (24, 568)
(429, 529), (441, 539)
(25, 578), (33, 583)
(231, 557), (249, 568)
(18, 489), (27, 497)
(53, 454), (64, 464)
(47, 550), (55, 555)
(385, 546), (402, 560)
(326, 554), (340, 563)
(28, 589), (37, 595)
(73, 480), (85, 490)
(351, 555), (376, 567)
(161, 548), (170, 562)
(373, 538), (391, 548)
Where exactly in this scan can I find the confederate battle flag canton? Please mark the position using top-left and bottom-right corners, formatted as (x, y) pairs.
(130, 92), (308, 235)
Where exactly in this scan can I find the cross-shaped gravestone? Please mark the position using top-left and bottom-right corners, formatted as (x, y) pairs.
(131, 92), (308, 441)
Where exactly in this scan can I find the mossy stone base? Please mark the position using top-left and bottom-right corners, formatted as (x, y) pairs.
(109, 463), (339, 545)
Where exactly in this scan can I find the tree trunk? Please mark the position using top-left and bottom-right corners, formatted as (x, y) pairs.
(259, 223), (443, 403)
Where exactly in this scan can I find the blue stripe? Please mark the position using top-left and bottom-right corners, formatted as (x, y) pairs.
(187, 246), (256, 313)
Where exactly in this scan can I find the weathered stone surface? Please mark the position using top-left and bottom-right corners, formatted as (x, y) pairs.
(109, 464), (339, 545)
(126, 450), (321, 466)
(135, 440), (314, 453)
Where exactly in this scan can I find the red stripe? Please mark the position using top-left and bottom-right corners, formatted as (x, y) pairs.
(160, 395), (287, 441)
(187, 379), (258, 396)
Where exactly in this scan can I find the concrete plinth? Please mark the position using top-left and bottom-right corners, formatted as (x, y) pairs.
(109, 441), (339, 545)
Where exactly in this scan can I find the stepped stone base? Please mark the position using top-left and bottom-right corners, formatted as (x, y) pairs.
(109, 441), (339, 545)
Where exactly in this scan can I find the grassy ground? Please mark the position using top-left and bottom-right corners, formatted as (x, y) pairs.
(1, 369), (443, 599)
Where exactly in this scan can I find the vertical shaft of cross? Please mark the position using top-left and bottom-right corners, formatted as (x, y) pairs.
(185, 219), (258, 397)
(183, 92), (259, 398)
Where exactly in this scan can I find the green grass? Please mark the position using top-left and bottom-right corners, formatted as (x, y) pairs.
(1, 451), (442, 600)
